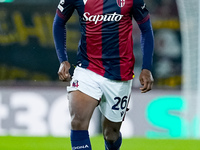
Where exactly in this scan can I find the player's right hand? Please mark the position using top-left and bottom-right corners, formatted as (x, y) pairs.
(58, 61), (71, 82)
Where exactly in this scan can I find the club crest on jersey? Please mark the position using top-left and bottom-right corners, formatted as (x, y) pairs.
(116, 0), (125, 7)
(83, 0), (87, 5)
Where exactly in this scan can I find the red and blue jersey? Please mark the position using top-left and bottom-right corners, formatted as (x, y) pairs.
(53, 0), (153, 81)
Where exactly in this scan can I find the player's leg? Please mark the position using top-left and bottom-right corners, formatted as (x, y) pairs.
(69, 90), (98, 130)
(67, 67), (103, 150)
(68, 90), (98, 150)
(98, 79), (133, 150)
(102, 117), (122, 150)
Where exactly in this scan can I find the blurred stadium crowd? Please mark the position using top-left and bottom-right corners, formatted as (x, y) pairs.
(0, 0), (180, 89)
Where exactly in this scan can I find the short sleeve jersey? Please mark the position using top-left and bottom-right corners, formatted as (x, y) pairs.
(57, 0), (149, 81)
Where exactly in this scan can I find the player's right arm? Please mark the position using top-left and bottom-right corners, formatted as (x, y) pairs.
(53, 0), (75, 81)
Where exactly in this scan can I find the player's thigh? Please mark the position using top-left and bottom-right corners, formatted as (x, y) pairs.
(68, 90), (98, 123)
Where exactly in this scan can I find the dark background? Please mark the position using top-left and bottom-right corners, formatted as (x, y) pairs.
(0, 0), (181, 88)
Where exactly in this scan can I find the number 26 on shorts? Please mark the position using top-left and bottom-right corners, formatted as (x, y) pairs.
(112, 96), (128, 110)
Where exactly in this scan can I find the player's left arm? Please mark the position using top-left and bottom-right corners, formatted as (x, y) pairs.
(132, 0), (154, 93)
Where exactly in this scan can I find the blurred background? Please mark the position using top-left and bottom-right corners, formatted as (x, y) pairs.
(0, 0), (199, 139)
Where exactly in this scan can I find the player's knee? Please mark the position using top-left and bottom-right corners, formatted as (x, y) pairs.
(103, 128), (120, 143)
(71, 117), (88, 130)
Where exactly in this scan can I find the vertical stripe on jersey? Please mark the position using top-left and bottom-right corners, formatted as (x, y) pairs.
(77, 0), (88, 67)
(102, 0), (121, 80)
(118, 0), (135, 80)
(84, 0), (105, 76)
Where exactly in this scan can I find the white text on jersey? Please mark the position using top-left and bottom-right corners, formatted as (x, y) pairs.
(83, 12), (123, 24)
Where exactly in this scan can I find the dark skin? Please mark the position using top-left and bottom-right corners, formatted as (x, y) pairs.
(58, 61), (71, 82)
(139, 68), (154, 93)
(58, 60), (154, 143)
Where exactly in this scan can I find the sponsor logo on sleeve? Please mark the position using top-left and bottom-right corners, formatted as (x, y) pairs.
(58, 0), (65, 12)
(141, 3), (146, 9)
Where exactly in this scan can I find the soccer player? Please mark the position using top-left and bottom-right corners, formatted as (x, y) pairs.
(53, 0), (154, 149)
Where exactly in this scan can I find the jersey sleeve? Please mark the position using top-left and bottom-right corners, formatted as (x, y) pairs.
(132, 0), (154, 71)
(132, 0), (150, 24)
(53, 0), (75, 63)
(139, 19), (154, 71)
(56, 0), (75, 21)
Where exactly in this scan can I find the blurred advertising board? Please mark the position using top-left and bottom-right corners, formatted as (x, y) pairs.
(0, 87), (199, 138)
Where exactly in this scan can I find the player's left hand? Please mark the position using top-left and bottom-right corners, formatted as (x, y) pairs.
(139, 69), (154, 93)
